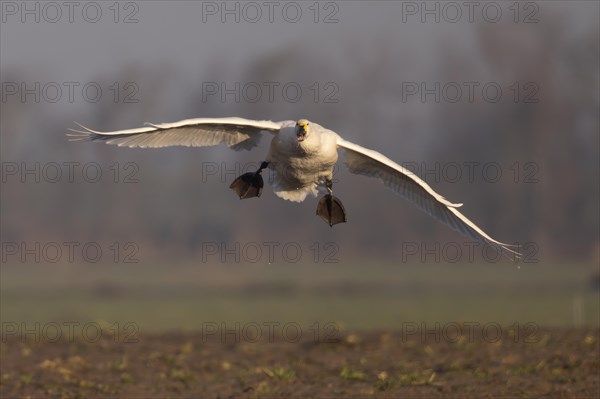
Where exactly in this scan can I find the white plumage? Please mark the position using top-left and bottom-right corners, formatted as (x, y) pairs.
(68, 117), (519, 257)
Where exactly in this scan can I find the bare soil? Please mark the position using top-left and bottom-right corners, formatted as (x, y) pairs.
(1, 327), (598, 398)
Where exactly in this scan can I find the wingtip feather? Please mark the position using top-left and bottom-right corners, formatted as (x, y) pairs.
(73, 122), (102, 134)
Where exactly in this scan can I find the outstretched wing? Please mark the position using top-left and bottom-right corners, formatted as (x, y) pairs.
(68, 117), (295, 151)
(336, 137), (520, 257)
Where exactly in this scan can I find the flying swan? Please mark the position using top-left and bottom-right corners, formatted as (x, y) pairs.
(68, 117), (519, 257)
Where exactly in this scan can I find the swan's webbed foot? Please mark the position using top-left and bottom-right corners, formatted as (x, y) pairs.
(316, 179), (347, 226)
(229, 162), (268, 199)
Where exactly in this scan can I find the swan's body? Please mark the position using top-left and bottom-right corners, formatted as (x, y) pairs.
(68, 117), (519, 257)
(266, 121), (338, 202)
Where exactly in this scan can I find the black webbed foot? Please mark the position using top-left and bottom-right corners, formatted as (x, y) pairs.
(230, 161), (268, 199)
(230, 172), (264, 199)
(316, 194), (347, 226)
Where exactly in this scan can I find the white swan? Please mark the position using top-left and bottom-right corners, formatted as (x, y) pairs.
(69, 117), (519, 257)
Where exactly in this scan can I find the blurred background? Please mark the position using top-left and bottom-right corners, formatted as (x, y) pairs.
(1, 1), (598, 331)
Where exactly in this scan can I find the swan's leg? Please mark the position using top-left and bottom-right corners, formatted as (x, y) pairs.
(316, 179), (347, 226)
(229, 161), (268, 199)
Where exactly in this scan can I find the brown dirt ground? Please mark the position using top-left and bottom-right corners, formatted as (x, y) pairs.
(1, 327), (598, 399)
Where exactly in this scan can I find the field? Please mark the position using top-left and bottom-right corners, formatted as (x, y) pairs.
(2, 327), (599, 398)
(1, 261), (599, 398)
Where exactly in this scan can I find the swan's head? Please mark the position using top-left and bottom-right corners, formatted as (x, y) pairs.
(295, 119), (311, 142)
